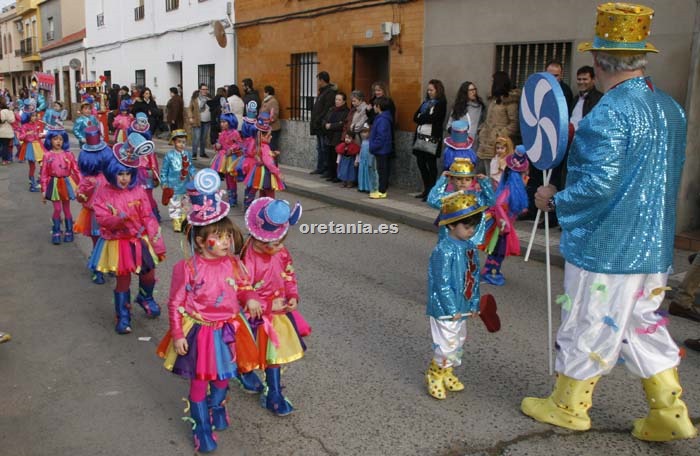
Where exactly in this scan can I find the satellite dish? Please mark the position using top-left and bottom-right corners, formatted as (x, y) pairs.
(69, 58), (81, 70)
(213, 20), (227, 48)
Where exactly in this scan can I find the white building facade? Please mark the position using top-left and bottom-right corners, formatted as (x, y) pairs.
(84, 0), (235, 106)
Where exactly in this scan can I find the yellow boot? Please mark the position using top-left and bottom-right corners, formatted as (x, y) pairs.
(443, 367), (465, 392)
(425, 360), (447, 400)
(631, 367), (698, 441)
(172, 217), (183, 233)
(521, 373), (601, 431)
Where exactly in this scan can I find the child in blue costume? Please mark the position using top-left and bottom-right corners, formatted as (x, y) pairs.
(425, 191), (492, 400)
(160, 129), (194, 232)
(441, 120), (476, 171)
(73, 101), (99, 146)
(427, 157), (494, 240)
(356, 123), (377, 193)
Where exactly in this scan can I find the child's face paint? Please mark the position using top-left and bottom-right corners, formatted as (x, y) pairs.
(200, 232), (233, 258)
(257, 239), (283, 255)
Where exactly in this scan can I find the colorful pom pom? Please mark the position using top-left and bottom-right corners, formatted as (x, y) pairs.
(556, 294), (573, 311)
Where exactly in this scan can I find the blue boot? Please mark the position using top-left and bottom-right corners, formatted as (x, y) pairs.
(190, 399), (217, 453)
(113, 290), (132, 334)
(152, 206), (161, 223)
(262, 367), (294, 416)
(233, 370), (264, 394)
(135, 280), (160, 318)
(480, 256), (505, 286)
(51, 218), (62, 245)
(91, 270), (106, 285)
(29, 176), (40, 192)
(63, 218), (74, 242)
(207, 385), (230, 431)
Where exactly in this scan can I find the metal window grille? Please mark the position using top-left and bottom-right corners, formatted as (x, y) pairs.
(166, 0), (179, 12)
(97, 13), (104, 27)
(287, 52), (318, 121)
(134, 5), (145, 21)
(495, 42), (572, 88)
(135, 69), (146, 88)
(198, 64), (215, 93)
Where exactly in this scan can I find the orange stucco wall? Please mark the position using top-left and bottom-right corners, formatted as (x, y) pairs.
(235, 0), (424, 131)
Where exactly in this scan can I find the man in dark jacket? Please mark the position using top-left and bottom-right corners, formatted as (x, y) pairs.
(309, 71), (337, 175)
(569, 65), (604, 130)
(242, 78), (261, 107)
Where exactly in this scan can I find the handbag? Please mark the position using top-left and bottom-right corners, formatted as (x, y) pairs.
(161, 187), (174, 206)
(413, 132), (439, 155)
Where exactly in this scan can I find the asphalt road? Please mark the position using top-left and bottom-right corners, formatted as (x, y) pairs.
(1, 143), (699, 456)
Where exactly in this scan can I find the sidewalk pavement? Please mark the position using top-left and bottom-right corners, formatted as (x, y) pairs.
(63, 120), (695, 285)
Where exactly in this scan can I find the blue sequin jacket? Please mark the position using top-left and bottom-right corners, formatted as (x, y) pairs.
(556, 77), (686, 274)
(73, 115), (99, 145)
(160, 149), (194, 195)
(427, 234), (481, 320)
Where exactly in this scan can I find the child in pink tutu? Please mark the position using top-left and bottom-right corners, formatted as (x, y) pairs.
(17, 102), (44, 192)
(210, 104), (243, 208)
(75, 126), (112, 283)
(241, 197), (310, 416)
(40, 126), (80, 245)
(156, 169), (263, 453)
(242, 113), (285, 211)
(112, 101), (132, 144)
(89, 133), (166, 334)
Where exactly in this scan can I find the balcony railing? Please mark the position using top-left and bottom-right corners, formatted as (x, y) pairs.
(46, 30), (54, 41)
(20, 37), (36, 56)
(97, 13), (104, 27)
(134, 5), (144, 21)
(166, 0), (179, 12)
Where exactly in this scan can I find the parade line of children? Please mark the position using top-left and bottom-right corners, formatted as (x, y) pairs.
(12, 95), (315, 453)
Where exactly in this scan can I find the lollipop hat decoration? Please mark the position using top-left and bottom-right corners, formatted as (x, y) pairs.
(186, 169), (230, 226)
(245, 197), (302, 243)
(578, 3), (658, 53)
(256, 112), (271, 133)
(113, 132), (155, 168)
(131, 112), (150, 132)
(244, 100), (258, 124)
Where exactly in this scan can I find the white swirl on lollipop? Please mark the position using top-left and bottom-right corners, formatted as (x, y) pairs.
(194, 168), (221, 194)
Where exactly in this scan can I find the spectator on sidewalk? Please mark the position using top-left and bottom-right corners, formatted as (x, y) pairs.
(165, 87), (184, 131)
(227, 84), (245, 131)
(242, 78), (261, 107)
(188, 84), (211, 159)
(368, 97), (393, 199)
(343, 90), (368, 144)
(207, 87), (227, 146)
(412, 79), (447, 201)
(309, 71), (337, 175)
(260, 85), (281, 152)
(447, 81), (486, 152)
(322, 92), (349, 182)
(133, 87), (160, 137)
(670, 252), (700, 322)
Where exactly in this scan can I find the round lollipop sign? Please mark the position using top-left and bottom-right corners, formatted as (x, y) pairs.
(519, 72), (569, 170)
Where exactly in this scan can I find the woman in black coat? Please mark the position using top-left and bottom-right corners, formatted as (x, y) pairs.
(322, 92), (350, 182)
(412, 79), (447, 200)
(132, 87), (160, 136)
(207, 87), (227, 145)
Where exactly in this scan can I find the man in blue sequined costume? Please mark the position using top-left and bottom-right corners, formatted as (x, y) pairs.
(521, 3), (696, 442)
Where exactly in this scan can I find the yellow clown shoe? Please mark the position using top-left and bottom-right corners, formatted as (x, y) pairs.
(425, 360), (447, 400)
(443, 367), (465, 392)
(632, 367), (698, 441)
(521, 373), (601, 431)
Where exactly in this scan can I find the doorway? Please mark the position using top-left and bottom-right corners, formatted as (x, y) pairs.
(352, 46), (389, 100)
(166, 61), (183, 94)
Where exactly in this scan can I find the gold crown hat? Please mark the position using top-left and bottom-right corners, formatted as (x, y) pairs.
(446, 157), (476, 177)
(169, 128), (188, 144)
(438, 191), (488, 226)
(578, 3), (658, 53)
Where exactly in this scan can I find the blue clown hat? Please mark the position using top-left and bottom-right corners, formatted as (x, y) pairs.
(119, 99), (132, 112)
(444, 120), (473, 150)
(245, 197), (302, 242)
(113, 132), (155, 168)
(438, 190), (487, 226)
(185, 169), (230, 226)
(22, 99), (36, 113)
(256, 112), (271, 132)
(81, 125), (107, 152)
(244, 100), (258, 124)
(131, 112), (149, 133)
